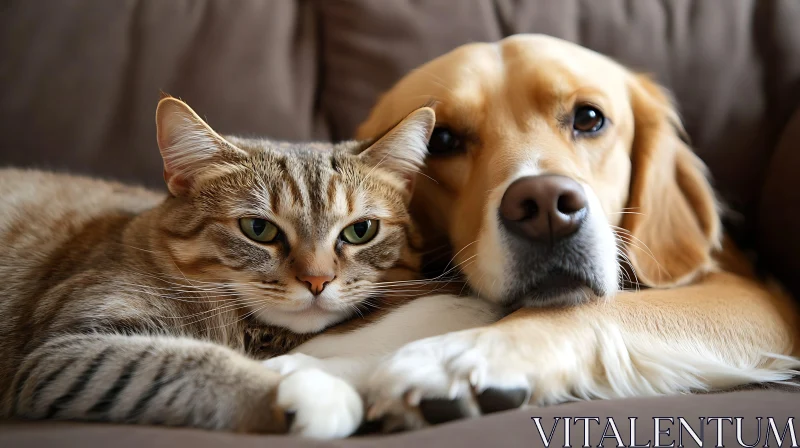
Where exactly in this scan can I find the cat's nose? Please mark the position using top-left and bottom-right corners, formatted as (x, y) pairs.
(296, 273), (335, 295)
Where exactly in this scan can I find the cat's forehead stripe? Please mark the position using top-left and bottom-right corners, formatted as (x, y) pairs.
(282, 163), (306, 208)
(206, 138), (408, 242)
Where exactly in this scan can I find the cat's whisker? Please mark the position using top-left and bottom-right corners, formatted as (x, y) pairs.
(355, 287), (464, 295)
(237, 284), (290, 297)
(135, 277), (273, 299)
(238, 282), (284, 290)
(361, 277), (465, 288)
(364, 290), (445, 301)
(358, 298), (384, 309)
(414, 171), (439, 185)
(116, 243), (166, 255)
(418, 243), (451, 255)
(116, 283), (240, 298)
(355, 289), (447, 296)
(352, 273), (469, 297)
(338, 281), (462, 296)
(347, 279), (464, 293)
(201, 302), (277, 333)
(347, 302), (366, 319)
(178, 299), (268, 328)
(410, 254), (479, 288)
(438, 240), (479, 277)
(119, 274), (236, 293)
(122, 268), (242, 290)
(128, 292), (262, 308)
(116, 287), (270, 318)
(116, 284), (249, 304)
(156, 299), (261, 321)
(120, 245), (199, 290)
(365, 278), (462, 287)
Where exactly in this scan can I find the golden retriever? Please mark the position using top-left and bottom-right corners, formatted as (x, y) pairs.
(264, 35), (800, 435)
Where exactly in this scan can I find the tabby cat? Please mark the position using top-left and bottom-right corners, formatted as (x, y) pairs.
(0, 97), (436, 434)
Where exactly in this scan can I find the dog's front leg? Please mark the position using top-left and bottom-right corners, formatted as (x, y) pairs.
(365, 272), (800, 430)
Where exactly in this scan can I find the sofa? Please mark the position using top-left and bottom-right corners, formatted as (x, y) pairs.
(1, 1), (798, 446)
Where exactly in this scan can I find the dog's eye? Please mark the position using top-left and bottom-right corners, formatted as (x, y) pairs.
(573, 106), (605, 134)
(427, 127), (464, 155)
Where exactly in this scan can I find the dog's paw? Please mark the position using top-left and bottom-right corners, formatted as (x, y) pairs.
(263, 353), (323, 375)
(276, 368), (363, 439)
(365, 328), (532, 431)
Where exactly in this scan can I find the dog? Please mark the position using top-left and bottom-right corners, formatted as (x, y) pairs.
(264, 34), (800, 436)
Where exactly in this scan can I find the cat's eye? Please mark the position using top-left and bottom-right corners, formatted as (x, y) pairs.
(427, 127), (465, 156)
(340, 220), (379, 244)
(573, 105), (606, 134)
(239, 218), (279, 243)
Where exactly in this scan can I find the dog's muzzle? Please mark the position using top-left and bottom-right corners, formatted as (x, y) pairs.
(498, 174), (606, 307)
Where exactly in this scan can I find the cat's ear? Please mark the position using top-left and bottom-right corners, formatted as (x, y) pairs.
(359, 107), (435, 201)
(155, 97), (246, 196)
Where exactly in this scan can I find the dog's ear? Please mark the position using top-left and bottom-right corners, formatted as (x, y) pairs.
(621, 74), (722, 288)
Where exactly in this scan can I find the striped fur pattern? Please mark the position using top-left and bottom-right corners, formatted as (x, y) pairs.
(0, 98), (436, 432)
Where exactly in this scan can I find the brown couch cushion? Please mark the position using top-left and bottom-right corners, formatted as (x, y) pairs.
(1, 389), (796, 447)
(759, 105), (800, 294)
(3, 0), (800, 261)
(0, 0), (323, 189)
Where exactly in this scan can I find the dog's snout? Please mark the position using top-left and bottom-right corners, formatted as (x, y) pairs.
(499, 175), (588, 242)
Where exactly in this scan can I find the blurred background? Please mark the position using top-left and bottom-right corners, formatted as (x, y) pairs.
(1, 0), (800, 295)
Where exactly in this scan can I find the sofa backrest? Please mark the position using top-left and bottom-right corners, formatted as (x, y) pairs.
(2, 0), (800, 293)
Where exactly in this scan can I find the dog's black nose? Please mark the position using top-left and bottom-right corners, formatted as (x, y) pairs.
(499, 175), (588, 242)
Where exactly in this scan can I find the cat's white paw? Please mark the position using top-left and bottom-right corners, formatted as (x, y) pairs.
(276, 368), (363, 439)
(365, 328), (531, 430)
(263, 353), (323, 375)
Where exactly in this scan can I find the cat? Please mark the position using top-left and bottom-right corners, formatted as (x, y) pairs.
(0, 96), (436, 437)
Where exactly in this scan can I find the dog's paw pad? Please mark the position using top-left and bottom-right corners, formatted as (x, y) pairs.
(365, 329), (535, 430)
(284, 410), (296, 429)
(419, 397), (478, 424)
(476, 387), (530, 414)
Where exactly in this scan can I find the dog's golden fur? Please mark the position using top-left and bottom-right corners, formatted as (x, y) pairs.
(354, 35), (799, 412)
